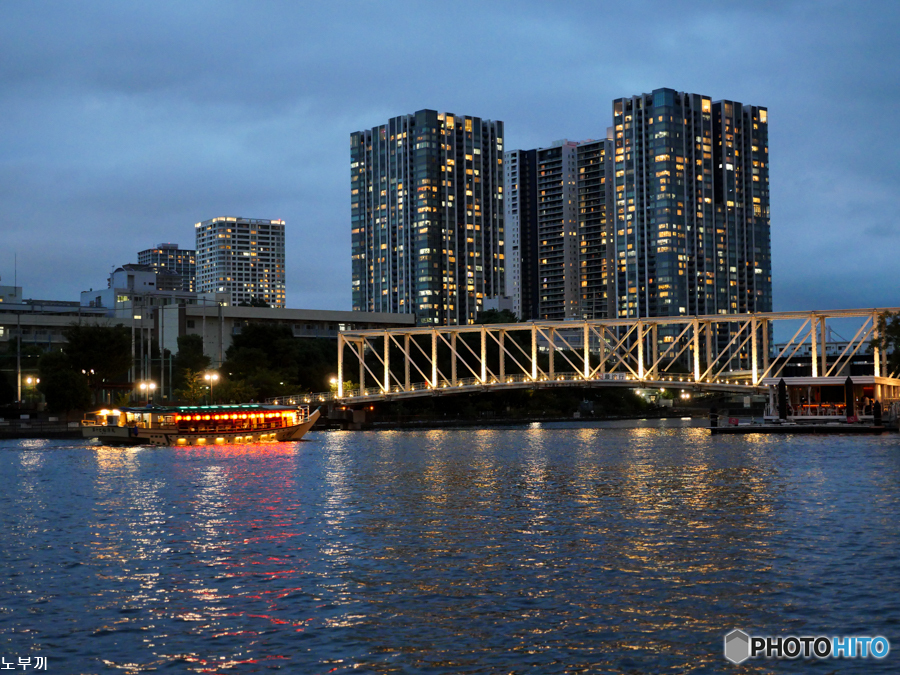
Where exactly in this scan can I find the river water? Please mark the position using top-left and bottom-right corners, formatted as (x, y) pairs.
(2, 420), (899, 674)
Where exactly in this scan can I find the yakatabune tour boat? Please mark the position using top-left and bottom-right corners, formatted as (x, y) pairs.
(82, 404), (320, 446)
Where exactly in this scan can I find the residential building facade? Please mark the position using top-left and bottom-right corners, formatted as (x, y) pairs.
(610, 88), (771, 321)
(504, 149), (538, 320)
(137, 243), (196, 292)
(505, 139), (612, 321)
(195, 217), (286, 308)
(351, 109), (505, 325)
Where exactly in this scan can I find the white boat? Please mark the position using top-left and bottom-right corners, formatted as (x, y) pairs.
(82, 404), (320, 446)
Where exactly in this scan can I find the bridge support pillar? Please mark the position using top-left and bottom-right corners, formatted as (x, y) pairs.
(359, 338), (365, 394)
(751, 316), (758, 385)
(500, 331), (506, 381)
(693, 319), (701, 382)
(549, 328), (555, 378)
(432, 330), (438, 388)
(819, 317), (827, 377)
(481, 325), (487, 383)
(651, 324), (658, 380)
(584, 323), (590, 379)
(404, 334), (410, 391)
(874, 311), (882, 401)
(337, 333), (344, 397)
(531, 324), (538, 380)
(637, 321), (644, 380)
(451, 333), (457, 386)
(810, 313), (818, 378)
(599, 326), (607, 375)
(384, 332), (390, 392)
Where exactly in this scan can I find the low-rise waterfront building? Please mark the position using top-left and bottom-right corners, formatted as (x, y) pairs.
(81, 264), (198, 313)
(159, 305), (416, 367)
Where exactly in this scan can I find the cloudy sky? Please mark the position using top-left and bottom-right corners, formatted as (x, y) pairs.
(2, 0), (898, 312)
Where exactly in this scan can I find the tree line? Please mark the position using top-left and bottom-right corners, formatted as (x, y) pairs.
(0, 322), (342, 413)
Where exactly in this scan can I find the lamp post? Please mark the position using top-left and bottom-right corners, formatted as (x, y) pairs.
(139, 381), (156, 406)
(204, 372), (219, 405)
(24, 376), (39, 407)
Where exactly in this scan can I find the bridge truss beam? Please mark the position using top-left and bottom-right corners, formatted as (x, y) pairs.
(274, 308), (900, 406)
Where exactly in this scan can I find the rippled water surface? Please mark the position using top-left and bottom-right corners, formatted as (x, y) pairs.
(2, 421), (899, 673)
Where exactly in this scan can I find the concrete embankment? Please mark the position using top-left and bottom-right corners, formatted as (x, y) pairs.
(0, 420), (83, 440)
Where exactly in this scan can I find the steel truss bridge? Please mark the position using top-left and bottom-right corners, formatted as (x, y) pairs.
(269, 308), (899, 407)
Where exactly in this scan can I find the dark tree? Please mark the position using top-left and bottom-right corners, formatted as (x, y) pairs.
(874, 311), (900, 376)
(38, 351), (92, 413)
(0, 370), (15, 405)
(172, 334), (211, 389)
(237, 297), (270, 308)
(476, 309), (519, 324)
(222, 323), (338, 397)
(63, 323), (132, 385)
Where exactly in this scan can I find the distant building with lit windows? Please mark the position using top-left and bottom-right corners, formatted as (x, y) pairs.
(195, 217), (286, 308)
(503, 149), (538, 320)
(137, 243), (196, 292)
(351, 109), (505, 325)
(505, 138), (612, 321)
(610, 88), (771, 321)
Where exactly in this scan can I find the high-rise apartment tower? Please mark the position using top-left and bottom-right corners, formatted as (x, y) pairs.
(610, 88), (771, 320)
(505, 139), (612, 321)
(195, 217), (286, 308)
(503, 149), (538, 320)
(351, 109), (505, 325)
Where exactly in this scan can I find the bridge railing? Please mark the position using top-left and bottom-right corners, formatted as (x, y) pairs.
(266, 371), (762, 406)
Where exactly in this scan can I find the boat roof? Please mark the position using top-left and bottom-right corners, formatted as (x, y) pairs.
(93, 403), (302, 414)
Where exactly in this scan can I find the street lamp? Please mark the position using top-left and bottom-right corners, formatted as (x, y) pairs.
(25, 376), (40, 407)
(139, 381), (156, 406)
(204, 372), (219, 405)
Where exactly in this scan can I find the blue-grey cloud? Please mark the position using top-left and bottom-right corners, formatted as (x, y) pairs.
(1, 0), (898, 311)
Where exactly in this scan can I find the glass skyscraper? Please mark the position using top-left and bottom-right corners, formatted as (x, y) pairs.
(351, 109), (505, 325)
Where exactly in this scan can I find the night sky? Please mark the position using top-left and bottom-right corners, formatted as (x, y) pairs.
(2, 1), (898, 312)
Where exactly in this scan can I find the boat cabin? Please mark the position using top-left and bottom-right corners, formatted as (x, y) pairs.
(83, 404), (311, 432)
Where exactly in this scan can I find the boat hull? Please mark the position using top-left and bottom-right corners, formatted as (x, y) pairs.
(84, 410), (320, 446)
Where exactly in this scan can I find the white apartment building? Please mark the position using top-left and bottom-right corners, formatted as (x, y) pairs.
(195, 217), (286, 308)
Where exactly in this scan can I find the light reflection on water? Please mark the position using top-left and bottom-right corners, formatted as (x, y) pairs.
(1, 424), (899, 673)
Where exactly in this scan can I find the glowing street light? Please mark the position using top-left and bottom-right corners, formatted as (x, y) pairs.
(24, 376), (40, 406)
(139, 381), (156, 405)
(204, 372), (219, 404)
